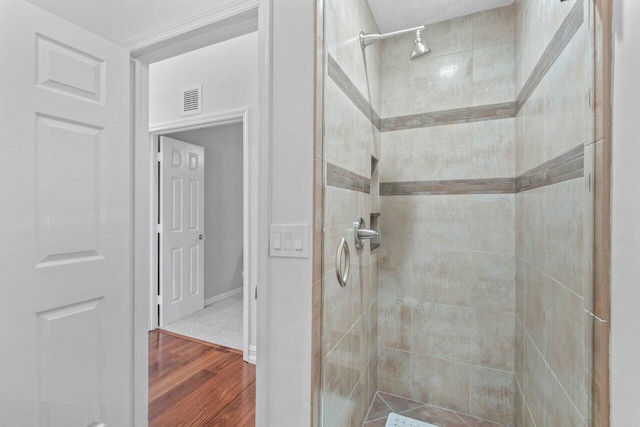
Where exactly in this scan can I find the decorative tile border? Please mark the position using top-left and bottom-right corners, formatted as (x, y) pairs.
(515, 0), (584, 113)
(380, 103), (516, 132)
(327, 55), (381, 130)
(380, 145), (584, 196)
(326, 162), (371, 194)
(380, 177), (516, 196)
(516, 144), (584, 192)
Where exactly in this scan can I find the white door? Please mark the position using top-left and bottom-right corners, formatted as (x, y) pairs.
(0, 0), (132, 426)
(160, 136), (205, 326)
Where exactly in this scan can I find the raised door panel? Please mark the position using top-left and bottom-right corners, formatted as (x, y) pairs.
(0, 1), (132, 425)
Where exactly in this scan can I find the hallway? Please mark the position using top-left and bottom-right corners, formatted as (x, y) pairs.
(149, 330), (255, 426)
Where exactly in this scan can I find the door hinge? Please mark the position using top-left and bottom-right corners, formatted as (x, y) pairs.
(156, 152), (162, 162)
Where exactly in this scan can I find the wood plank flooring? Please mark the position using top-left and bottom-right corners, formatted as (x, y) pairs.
(149, 330), (256, 426)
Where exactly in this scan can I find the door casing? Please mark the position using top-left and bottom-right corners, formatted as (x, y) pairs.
(129, 1), (271, 425)
(150, 110), (252, 363)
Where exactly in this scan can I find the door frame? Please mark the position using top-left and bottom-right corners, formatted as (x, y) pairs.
(150, 109), (252, 364)
(130, 1), (271, 425)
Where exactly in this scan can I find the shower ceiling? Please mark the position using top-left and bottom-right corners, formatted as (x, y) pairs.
(366, 0), (515, 33)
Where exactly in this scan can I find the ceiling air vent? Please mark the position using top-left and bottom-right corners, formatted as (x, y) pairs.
(181, 85), (202, 116)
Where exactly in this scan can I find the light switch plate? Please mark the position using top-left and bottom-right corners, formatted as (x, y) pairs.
(270, 224), (310, 258)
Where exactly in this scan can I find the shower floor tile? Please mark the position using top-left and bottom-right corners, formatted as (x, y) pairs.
(363, 392), (508, 427)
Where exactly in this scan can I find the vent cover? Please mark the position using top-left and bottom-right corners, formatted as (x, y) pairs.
(181, 85), (202, 116)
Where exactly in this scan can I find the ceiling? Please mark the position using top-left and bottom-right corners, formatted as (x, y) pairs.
(24, 0), (234, 46)
(367, 0), (515, 33)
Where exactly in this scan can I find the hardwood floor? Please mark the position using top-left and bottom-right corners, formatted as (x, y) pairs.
(149, 330), (256, 426)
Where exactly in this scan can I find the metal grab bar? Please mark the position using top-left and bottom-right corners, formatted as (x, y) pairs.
(335, 237), (350, 288)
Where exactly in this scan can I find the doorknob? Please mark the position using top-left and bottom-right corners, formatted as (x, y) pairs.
(198, 234), (206, 241)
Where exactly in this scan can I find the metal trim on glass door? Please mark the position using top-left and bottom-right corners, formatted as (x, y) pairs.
(335, 237), (350, 288)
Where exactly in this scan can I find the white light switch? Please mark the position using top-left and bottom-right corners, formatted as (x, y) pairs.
(294, 232), (303, 250)
(270, 224), (310, 258)
(273, 231), (281, 250)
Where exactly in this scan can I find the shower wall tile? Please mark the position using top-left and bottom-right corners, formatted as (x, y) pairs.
(412, 302), (474, 362)
(523, 0), (546, 80)
(411, 249), (515, 313)
(350, 374), (369, 427)
(351, 317), (368, 389)
(377, 347), (411, 398)
(325, 0), (356, 80)
(380, 118), (515, 182)
(323, 334), (353, 427)
(373, 4), (550, 426)
(380, 195), (514, 253)
(515, 192), (525, 257)
(545, 277), (588, 416)
(324, 79), (371, 178)
(472, 4), (516, 50)
(545, 178), (588, 297)
(523, 187), (546, 271)
(545, 365), (586, 427)
(515, 109), (525, 177)
(472, 43), (515, 106)
(322, 2), (381, 425)
(515, 256), (525, 323)
(514, 377), (525, 427)
(515, 314), (525, 387)
(524, 263), (546, 353)
(523, 334), (545, 427)
(470, 310), (515, 371)
(544, 23), (593, 160)
(514, 0), (525, 93)
(368, 351), (378, 404)
(469, 366), (515, 425)
(411, 355), (471, 413)
(377, 295), (412, 352)
(523, 83), (547, 171)
(544, 0), (578, 47)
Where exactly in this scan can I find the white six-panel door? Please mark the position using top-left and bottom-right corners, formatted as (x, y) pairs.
(160, 136), (205, 326)
(0, 0), (132, 425)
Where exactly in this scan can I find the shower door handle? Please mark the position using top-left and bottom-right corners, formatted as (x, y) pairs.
(335, 237), (350, 288)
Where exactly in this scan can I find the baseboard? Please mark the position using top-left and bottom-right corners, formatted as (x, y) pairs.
(204, 287), (242, 307)
(248, 345), (257, 365)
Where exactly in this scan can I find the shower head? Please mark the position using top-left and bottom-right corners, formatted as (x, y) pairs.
(410, 29), (430, 61)
(360, 25), (430, 61)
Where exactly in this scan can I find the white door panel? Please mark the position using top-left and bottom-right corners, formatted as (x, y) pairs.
(0, 0), (132, 425)
(160, 136), (205, 326)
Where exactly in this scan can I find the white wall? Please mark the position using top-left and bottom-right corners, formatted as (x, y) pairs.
(149, 32), (259, 126)
(24, 0), (256, 46)
(257, 0), (315, 425)
(149, 31), (259, 356)
(611, 1), (640, 425)
(170, 124), (244, 301)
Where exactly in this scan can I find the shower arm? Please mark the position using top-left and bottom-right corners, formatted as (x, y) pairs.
(360, 25), (426, 49)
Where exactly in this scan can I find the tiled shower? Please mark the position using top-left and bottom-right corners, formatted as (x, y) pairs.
(318, 0), (595, 426)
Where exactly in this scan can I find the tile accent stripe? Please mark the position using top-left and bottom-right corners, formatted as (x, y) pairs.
(380, 178), (516, 196)
(327, 162), (371, 194)
(381, 145), (584, 196)
(380, 102), (516, 132)
(327, 55), (381, 130)
(516, 144), (584, 192)
(515, 0), (584, 113)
